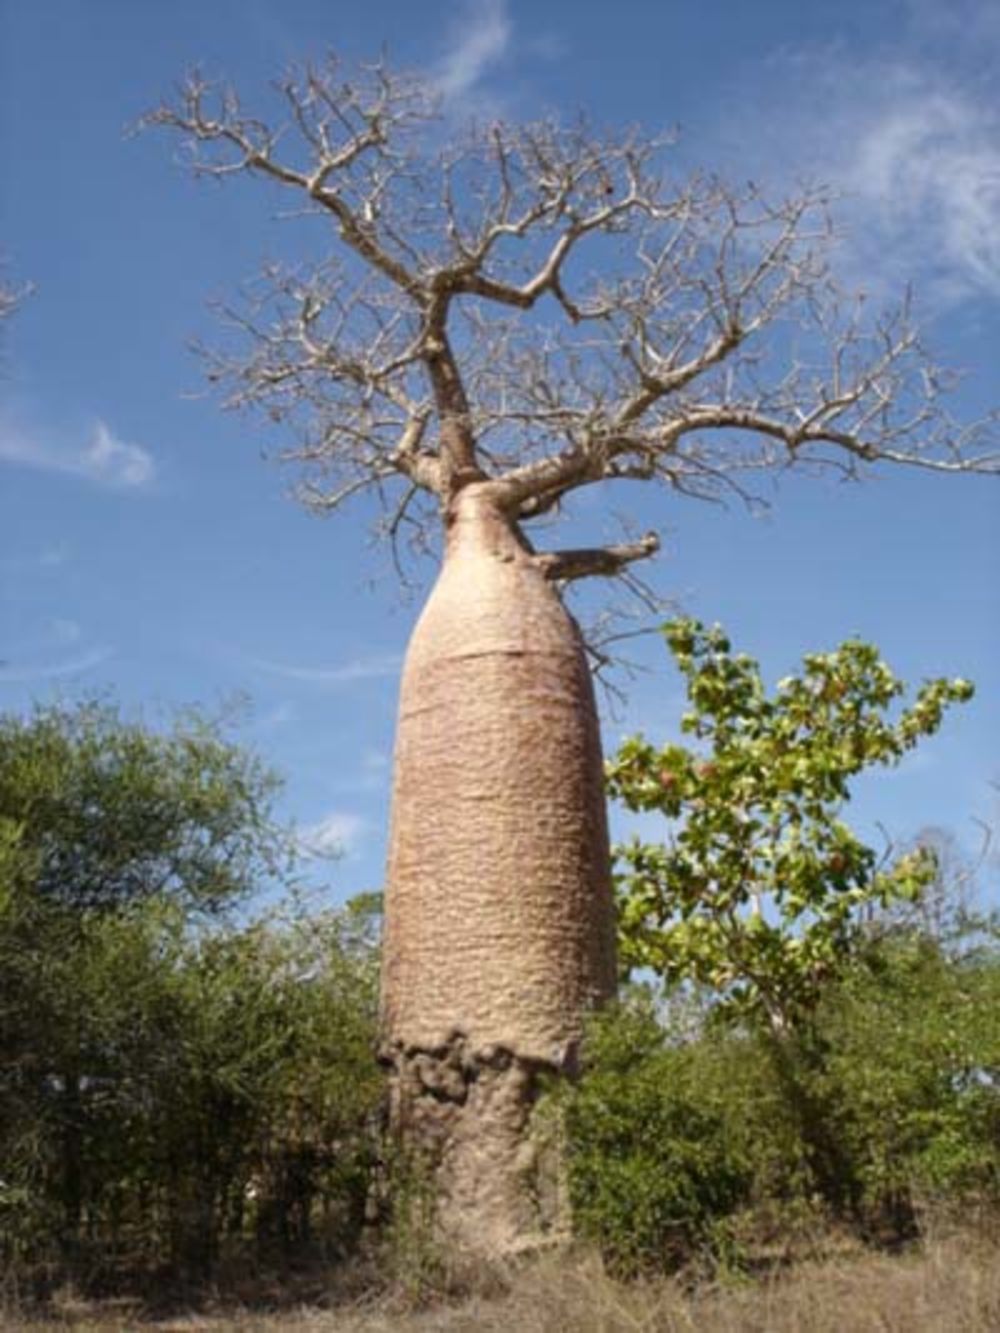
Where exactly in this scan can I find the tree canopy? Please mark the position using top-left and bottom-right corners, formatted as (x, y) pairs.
(607, 620), (975, 1026)
(147, 54), (999, 581)
(0, 700), (381, 1285)
(0, 700), (285, 914)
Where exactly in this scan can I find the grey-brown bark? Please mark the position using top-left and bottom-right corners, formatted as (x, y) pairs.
(380, 485), (616, 1249)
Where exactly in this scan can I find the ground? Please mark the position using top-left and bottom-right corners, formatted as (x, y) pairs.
(8, 1228), (999, 1332)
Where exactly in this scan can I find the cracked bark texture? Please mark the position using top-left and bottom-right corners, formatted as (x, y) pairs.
(380, 486), (617, 1252)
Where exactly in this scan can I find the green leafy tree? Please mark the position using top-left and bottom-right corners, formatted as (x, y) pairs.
(567, 651), (993, 1266)
(0, 699), (285, 914)
(0, 702), (383, 1283)
(607, 620), (974, 1027)
(0, 700), (283, 1264)
(813, 927), (1000, 1218)
(129, 898), (382, 1278)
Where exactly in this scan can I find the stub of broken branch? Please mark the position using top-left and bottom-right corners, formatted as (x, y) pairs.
(533, 532), (661, 583)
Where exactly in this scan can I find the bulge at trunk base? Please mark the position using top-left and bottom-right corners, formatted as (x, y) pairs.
(380, 487), (617, 1253)
(381, 1034), (569, 1255)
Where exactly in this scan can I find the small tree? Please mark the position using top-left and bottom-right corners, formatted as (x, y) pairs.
(147, 54), (998, 1250)
(0, 701), (286, 1264)
(0, 699), (285, 914)
(0, 702), (383, 1286)
(607, 619), (974, 1029)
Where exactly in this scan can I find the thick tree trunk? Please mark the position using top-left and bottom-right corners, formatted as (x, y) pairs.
(380, 484), (617, 1254)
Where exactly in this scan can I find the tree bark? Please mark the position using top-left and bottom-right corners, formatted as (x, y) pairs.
(380, 484), (617, 1253)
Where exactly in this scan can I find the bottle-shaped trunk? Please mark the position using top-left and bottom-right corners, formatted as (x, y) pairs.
(380, 486), (616, 1253)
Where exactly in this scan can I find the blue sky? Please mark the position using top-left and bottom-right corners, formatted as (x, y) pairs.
(1, 0), (998, 906)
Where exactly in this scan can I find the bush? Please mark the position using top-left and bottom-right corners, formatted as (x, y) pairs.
(561, 921), (1000, 1271)
(813, 931), (1000, 1222)
(0, 701), (385, 1292)
(561, 995), (756, 1272)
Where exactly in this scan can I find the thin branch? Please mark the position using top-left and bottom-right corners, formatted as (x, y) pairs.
(145, 53), (1000, 569)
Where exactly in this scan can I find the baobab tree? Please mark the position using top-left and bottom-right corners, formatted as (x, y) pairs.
(148, 56), (999, 1253)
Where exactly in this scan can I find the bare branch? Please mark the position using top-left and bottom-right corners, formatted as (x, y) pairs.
(146, 52), (999, 577)
(533, 532), (661, 583)
(144, 63), (431, 299)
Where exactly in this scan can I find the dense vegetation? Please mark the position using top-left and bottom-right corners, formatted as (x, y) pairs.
(0, 704), (382, 1298)
(564, 623), (998, 1272)
(0, 634), (996, 1307)
(563, 929), (1000, 1274)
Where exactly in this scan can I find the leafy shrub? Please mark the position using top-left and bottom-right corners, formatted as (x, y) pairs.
(0, 701), (384, 1290)
(561, 995), (755, 1272)
(562, 924), (1000, 1270)
(813, 932), (1000, 1221)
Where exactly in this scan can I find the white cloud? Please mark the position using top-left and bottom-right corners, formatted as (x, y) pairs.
(0, 646), (113, 684)
(845, 85), (1000, 299)
(902, 0), (1000, 48)
(361, 747), (389, 774)
(253, 699), (297, 731)
(247, 652), (402, 685)
(434, 0), (511, 102)
(83, 421), (155, 487)
(328, 746), (393, 796)
(0, 544), (69, 574)
(705, 10), (1000, 306)
(5, 616), (91, 667)
(298, 810), (368, 859)
(0, 418), (155, 488)
(48, 618), (82, 645)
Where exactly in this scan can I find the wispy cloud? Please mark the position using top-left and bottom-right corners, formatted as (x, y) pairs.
(246, 652), (402, 685)
(706, 7), (1000, 306)
(434, 0), (511, 103)
(361, 747), (389, 775)
(0, 646), (113, 684)
(0, 418), (155, 488)
(0, 544), (69, 574)
(6, 616), (90, 663)
(328, 746), (393, 796)
(252, 699), (297, 732)
(845, 82), (1000, 300)
(48, 618), (82, 646)
(298, 810), (368, 859)
(903, 0), (1000, 50)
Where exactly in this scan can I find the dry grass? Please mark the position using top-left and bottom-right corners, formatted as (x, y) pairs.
(6, 1230), (1000, 1333)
